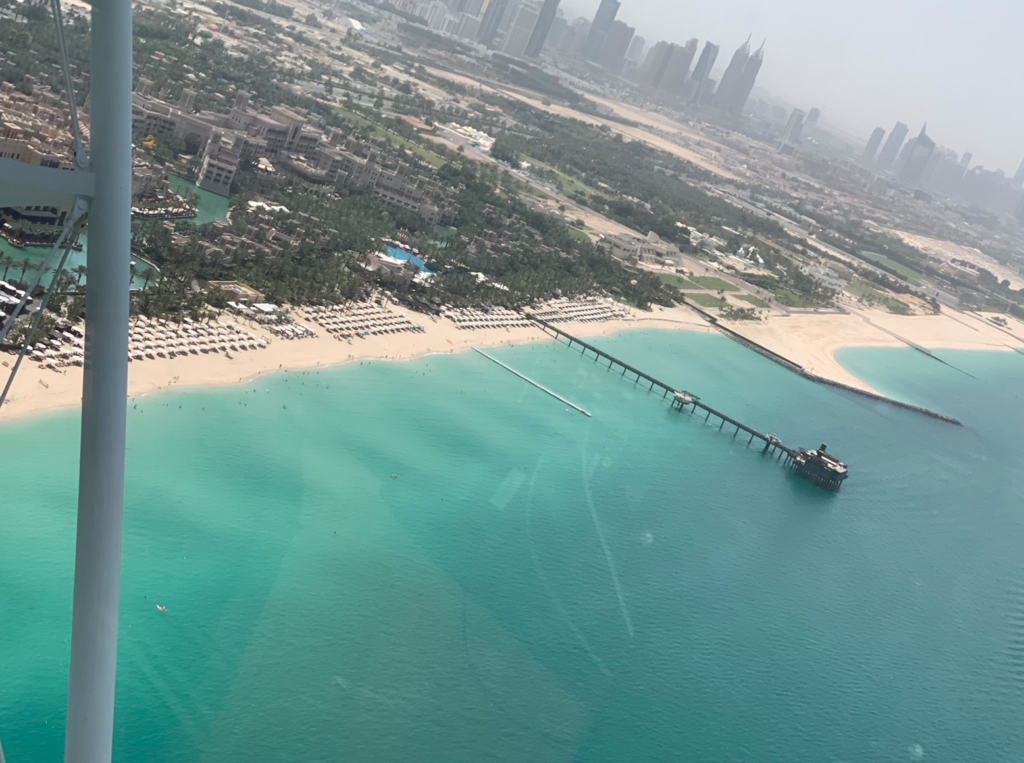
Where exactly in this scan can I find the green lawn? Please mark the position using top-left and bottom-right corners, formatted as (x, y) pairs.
(734, 294), (770, 308)
(568, 227), (591, 243)
(522, 155), (596, 198)
(689, 276), (738, 291)
(847, 281), (912, 314)
(656, 272), (700, 289)
(685, 293), (727, 308)
(332, 106), (446, 169)
(772, 288), (820, 308)
(857, 251), (924, 284)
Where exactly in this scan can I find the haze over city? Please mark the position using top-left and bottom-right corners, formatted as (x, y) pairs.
(563, 0), (1024, 172)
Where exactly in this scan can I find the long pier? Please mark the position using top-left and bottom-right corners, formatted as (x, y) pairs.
(524, 315), (823, 475)
(524, 316), (680, 398)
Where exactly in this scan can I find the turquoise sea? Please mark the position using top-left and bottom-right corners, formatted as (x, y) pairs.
(1, 330), (1023, 761)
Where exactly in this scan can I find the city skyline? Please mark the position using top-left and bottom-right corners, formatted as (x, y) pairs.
(560, 0), (1024, 174)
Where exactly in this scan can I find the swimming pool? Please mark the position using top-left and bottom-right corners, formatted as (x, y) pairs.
(386, 246), (432, 273)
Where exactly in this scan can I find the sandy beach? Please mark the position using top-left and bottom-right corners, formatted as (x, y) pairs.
(3, 302), (1022, 422)
(0, 303), (713, 421)
(722, 307), (1024, 391)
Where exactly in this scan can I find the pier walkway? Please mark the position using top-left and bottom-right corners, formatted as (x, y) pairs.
(525, 314), (844, 489)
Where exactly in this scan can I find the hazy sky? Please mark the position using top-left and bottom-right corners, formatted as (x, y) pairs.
(562, 0), (1024, 173)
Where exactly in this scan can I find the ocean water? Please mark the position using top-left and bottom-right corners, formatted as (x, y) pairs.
(1, 330), (1023, 762)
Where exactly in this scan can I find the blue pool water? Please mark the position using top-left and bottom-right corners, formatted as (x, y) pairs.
(386, 245), (432, 272)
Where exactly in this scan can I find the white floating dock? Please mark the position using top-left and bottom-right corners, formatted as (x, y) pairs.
(472, 347), (592, 417)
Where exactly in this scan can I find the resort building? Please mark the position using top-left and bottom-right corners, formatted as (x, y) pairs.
(0, 80), (79, 244)
(129, 84), (460, 218)
(799, 263), (848, 293)
(197, 132), (241, 197)
(206, 281), (265, 304)
(599, 231), (683, 266)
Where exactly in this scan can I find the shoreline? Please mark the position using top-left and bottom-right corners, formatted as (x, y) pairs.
(2, 303), (1021, 424)
(0, 304), (712, 422)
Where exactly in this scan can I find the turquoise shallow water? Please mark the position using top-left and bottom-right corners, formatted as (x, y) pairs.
(1, 178), (224, 291)
(1, 331), (1023, 761)
(167, 176), (230, 227)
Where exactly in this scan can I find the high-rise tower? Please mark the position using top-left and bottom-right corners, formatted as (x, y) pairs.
(862, 127), (885, 163)
(525, 0), (560, 57)
(582, 0), (620, 61)
(782, 108), (806, 143)
(478, 0), (512, 47)
(641, 41), (673, 88)
(686, 41), (718, 102)
(501, 2), (541, 58)
(898, 124), (936, 185)
(659, 38), (698, 94)
(876, 121), (909, 171)
(1014, 158), (1024, 187)
(777, 107), (805, 154)
(713, 35), (751, 112)
(625, 35), (646, 64)
(728, 39), (763, 115)
(599, 20), (635, 73)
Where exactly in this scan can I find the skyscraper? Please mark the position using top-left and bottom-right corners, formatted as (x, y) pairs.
(862, 127), (885, 163)
(1014, 158), (1024, 187)
(502, 2), (541, 58)
(713, 36), (751, 112)
(898, 124), (935, 185)
(893, 135), (916, 176)
(876, 121), (909, 171)
(807, 107), (820, 125)
(582, 0), (620, 61)
(922, 148), (965, 197)
(495, 0), (522, 38)
(777, 107), (805, 154)
(641, 41), (673, 88)
(446, 0), (483, 13)
(524, 0), (560, 58)
(625, 35), (646, 64)
(478, 0), (511, 47)
(686, 41), (718, 102)
(960, 152), (972, 169)
(599, 20), (635, 73)
(728, 39), (763, 116)
(543, 14), (568, 50)
(782, 109), (805, 143)
(554, 17), (588, 56)
(659, 38), (698, 95)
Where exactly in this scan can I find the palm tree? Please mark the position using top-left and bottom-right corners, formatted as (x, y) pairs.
(73, 264), (88, 288)
(18, 258), (31, 286)
(0, 255), (12, 281)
